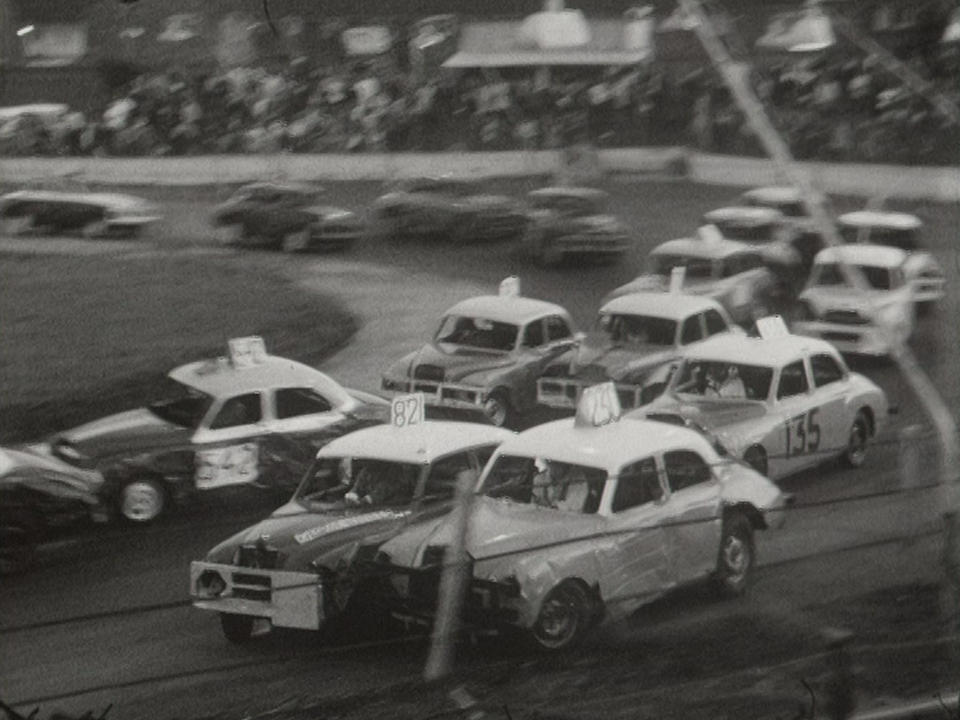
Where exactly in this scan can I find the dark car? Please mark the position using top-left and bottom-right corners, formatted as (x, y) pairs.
(523, 187), (630, 265)
(212, 182), (363, 252)
(46, 338), (388, 524)
(0, 445), (105, 574)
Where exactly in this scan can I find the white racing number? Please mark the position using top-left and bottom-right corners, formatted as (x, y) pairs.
(195, 443), (260, 489)
(391, 393), (426, 429)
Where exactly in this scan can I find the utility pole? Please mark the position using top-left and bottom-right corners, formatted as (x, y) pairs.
(677, 0), (960, 666)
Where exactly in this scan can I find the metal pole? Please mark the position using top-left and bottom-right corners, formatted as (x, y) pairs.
(677, 0), (960, 665)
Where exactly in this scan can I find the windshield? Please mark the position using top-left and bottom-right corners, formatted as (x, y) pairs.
(295, 456), (421, 510)
(674, 359), (774, 401)
(147, 380), (214, 429)
(650, 254), (715, 280)
(480, 455), (606, 514)
(435, 315), (519, 352)
(813, 263), (896, 291)
(839, 224), (918, 250)
(598, 313), (677, 347)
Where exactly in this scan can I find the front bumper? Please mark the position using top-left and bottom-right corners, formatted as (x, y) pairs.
(381, 378), (488, 412)
(792, 320), (893, 357)
(537, 377), (647, 410)
(190, 561), (325, 631)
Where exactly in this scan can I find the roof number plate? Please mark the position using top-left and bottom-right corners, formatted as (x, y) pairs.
(228, 336), (268, 368)
(391, 392), (426, 429)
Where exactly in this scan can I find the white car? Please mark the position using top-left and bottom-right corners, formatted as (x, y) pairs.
(837, 210), (945, 309)
(793, 245), (916, 356)
(373, 394), (787, 651)
(538, 292), (741, 411)
(644, 326), (890, 480)
(604, 235), (778, 327)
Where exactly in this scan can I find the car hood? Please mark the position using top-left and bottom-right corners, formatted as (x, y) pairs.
(8, 190), (155, 212)
(205, 502), (415, 570)
(570, 339), (678, 382)
(406, 343), (515, 383)
(801, 286), (892, 312)
(55, 408), (194, 461)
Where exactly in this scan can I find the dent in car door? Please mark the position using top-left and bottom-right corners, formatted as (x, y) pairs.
(659, 450), (722, 582)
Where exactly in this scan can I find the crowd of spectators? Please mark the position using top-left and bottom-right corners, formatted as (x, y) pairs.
(1, 44), (958, 165)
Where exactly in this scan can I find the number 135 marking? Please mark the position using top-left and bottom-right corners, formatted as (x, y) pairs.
(785, 408), (821, 457)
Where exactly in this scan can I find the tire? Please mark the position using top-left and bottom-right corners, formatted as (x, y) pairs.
(842, 411), (870, 468)
(0, 507), (42, 575)
(282, 227), (312, 253)
(715, 515), (755, 598)
(81, 220), (110, 239)
(220, 613), (256, 644)
(532, 581), (591, 651)
(2, 214), (35, 236)
(119, 478), (167, 523)
(482, 390), (515, 428)
(215, 224), (246, 247)
(743, 446), (769, 476)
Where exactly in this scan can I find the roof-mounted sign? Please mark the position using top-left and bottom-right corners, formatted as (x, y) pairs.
(669, 266), (686, 294)
(390, 392), (426, 429)
(698, 224), (723, 245)
(755, 315), (790, 340)
(228, 336), (268, 368)
(575, 381), (622, 428)
(499, 276), (521, 298)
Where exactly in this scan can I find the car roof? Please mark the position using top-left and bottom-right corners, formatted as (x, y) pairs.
(443, 295), (570, 324)
(600, 292), (721, 319)
(528, 187), (607, 201)
(652, 237), (752, 258)
(493, 416), (716, 474)
(318, 421), (514, 464)
(837, 211), (922, 230)
(169, 355), (352, 404)
(239, 182), (316, 195)
(683, 333), (836, 367)
(741, 186), (803, 204)
(815, 244), (908, 267)
(703, 206), (784, 224)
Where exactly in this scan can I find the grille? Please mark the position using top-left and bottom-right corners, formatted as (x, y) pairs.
(823, 309), (869, 325)
(231, 572), (272, 602)
(414, 364), (445, 381)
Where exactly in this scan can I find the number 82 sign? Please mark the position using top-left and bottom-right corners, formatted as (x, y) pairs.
(391, 393), (426, 429)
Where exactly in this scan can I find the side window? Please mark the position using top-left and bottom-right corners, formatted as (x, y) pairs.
(721, 256), (740, 278)
(275, 387), (333, 419)
(704, 309), (728, 336)
(663, 450), (713, 492)
(209, 393), (262, 429)
(612, 457), (662, 513)
(545, 315), (572, 342)
(522, 319), (545, 348)
(680, 315), (704, 345)
(741, 253), (764, 271)
(423, 451), (473, 503)
(810, 353), (845, 388)
(777, 361), (810, 399)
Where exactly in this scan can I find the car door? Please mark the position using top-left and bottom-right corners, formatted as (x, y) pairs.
(596, 457), (675, 601)
(268, 386), (346, 437)
(807, 352), (849, 461)
(772, 360), (820, 476)
(515, 316), (578, 408)
(658, 450), (723, 583)
(191, 392), (267, 490)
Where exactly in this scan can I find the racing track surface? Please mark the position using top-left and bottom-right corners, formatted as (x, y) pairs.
(1, 178), (958, 719)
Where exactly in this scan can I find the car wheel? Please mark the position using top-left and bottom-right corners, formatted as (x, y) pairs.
(215, 224), (246, 247)
(0, 507), (42, 575)
(532, 581), (590, 651)
(715, 514), (755, 598)
(282, 227), (312, 253)
(2, 214), (35, 236)
(81, 220), (110, 239)
(842, 411), (870, 468)
(483, 391), (514, 428)
(220, 613), (256, 644)
(119, 478), (166, 523)
(743, 446), (769, 476)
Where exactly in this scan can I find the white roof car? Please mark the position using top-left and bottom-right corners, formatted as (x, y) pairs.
(813, 244), (908, 269)
(838, 211), (922, 232)
(703, 206), (785, 226)
(599, 292), (726, 320)
(443, 295), (569, 325)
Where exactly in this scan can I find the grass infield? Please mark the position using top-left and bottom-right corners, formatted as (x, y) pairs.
(0, 252), (357, 443)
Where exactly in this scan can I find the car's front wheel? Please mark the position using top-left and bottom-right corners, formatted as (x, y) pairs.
(119, 478), (167, 523)
(483, 390), (515, 428)
(81, 219), (110, 239)
(220, 613), (256, 643)
(215, 224), (246, 247)
(743, 446), (769, 476)
(532, 581), (591, 651)
(715, 514), (755, 598)
(842, 411), (870, 468)
(282, 227), (312, 253)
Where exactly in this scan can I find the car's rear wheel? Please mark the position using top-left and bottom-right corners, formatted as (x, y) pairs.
(532, 581), (590, 651)
(220, 613), (256, 643)
(81, 219), (110, 239)
(282, 227), (312, 253)
(743, 446), (769, 476)
(716, 514), (755, 598)
(842, 411), (870, 468)
(215, 224), (246, 247)
(119, 478), (166, 523)
(483, 390), (515, 428)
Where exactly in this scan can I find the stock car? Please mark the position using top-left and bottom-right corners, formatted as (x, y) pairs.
(0, 185), (161, 238)
(521, 187), (630, 265)
(603, 232), (778, 327)
(368, 177), (527, 243)
(212, 182), (362, 252)
(644, 319), (890, 480)
(737, 186), (824, 265)
(371, 386), (787, 651)
(537, 293), (741, 412)
(0, 445), (106, 574)
(380, 279), (581, 427)
(190, 421), (512, 642)
(793, 245), (916, 356)
(837, 211), (945, 308)
(41, 338), (388, 523)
